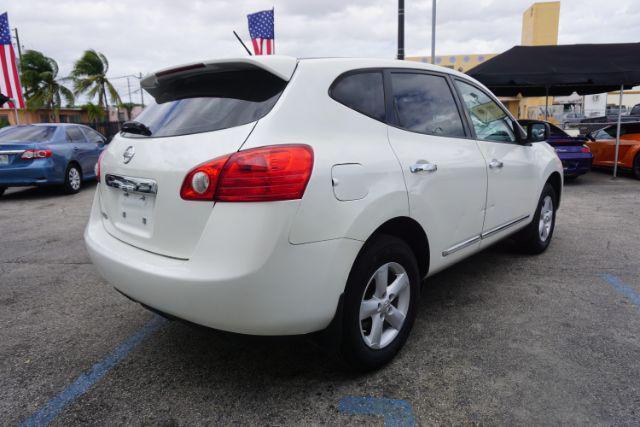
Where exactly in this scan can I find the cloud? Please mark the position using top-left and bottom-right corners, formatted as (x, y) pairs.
(5, 0), (640, 101)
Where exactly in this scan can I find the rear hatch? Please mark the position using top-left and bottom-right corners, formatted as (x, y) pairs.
(98, 57), (296, 259)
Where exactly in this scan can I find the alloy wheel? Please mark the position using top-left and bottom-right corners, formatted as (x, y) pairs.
(69, 168), (81, 191)
(538, 195), (553, 242)
(359, 262), (411, 349)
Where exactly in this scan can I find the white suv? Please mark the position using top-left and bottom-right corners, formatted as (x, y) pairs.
(85, 56), (562, 370)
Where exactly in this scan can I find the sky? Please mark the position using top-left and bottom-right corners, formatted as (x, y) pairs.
(5, 0), (640, 103)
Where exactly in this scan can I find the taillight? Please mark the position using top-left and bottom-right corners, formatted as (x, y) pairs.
(180, 144), (314, 202)
(95, 151), (106, 183)
(21, 149), (52, 159)
(580, 145), (591, 153)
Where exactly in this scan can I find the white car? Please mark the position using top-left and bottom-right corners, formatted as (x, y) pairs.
(85, 56), (562, 370)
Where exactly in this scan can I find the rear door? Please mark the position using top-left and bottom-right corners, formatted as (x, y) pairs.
(80, 127), (106, 177)
(98, 63), (292, 259)
(453, 79), (537, 241)
(65, 126), (93, 174)
(385, 70), (487, 270)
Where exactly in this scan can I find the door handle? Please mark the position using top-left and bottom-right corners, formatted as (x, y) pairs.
(410, 162), (437, 173)
(73, 147), (80, 151)
(489, 159), (504, 169)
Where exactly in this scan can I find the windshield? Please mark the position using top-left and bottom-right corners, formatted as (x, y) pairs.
(123, 69), (286, 138)
(0, 126), (56, 143)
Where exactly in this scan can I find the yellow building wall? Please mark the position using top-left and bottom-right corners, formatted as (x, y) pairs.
(521, 1), (560, 46)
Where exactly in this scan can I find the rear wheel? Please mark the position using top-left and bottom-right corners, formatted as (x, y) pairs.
(633, 153), (640, 180)
(63, 164), (82, 194)
(515, 183), (557, 254)
(336, 234), (419, 371)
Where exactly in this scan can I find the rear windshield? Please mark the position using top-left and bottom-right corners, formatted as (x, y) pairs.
(123, 69), (287, 138)
(0, 126), (56, 143)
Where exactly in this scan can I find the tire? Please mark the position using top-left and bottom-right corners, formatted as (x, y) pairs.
(633, 153), (640, 180)
(0, 186), (6, 197)
(63, 164), (82, 194)
(515, 183), (557, 254)
(336, 234), (420, 372)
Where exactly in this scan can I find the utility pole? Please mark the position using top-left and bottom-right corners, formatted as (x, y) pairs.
(127, 76), (132, 104)
(13, 28), (23, 64)
(139, 72), (144, 107)
(430, 0), (436, 64)
(397, 0), (405, 60)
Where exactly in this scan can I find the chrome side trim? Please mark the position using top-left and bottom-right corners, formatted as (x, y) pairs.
(442, 214), (531, 257)
(105, 174), (157, 195)
(442, 235), (481, 257)
(0, 150), (25, 155)
(481, 214), (530, 240)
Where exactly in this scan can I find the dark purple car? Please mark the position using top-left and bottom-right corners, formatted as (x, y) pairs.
(519, 120), (593, 178)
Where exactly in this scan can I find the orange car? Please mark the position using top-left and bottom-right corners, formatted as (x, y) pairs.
(586, 123), (640, 179)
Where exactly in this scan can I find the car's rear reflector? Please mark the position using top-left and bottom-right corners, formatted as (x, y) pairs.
(180, 145), (314, 202)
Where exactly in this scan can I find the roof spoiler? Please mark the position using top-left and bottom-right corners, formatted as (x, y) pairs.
(141, 56), (298, 92)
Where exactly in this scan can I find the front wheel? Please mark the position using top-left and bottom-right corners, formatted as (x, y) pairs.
(633, 153), (640, 180)
(515, 183), (557, 254)
(336, 234), (420, 371)
(63, 164), (82, 194)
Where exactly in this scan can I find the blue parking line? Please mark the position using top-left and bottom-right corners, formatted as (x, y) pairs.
(602, 273), (640, 309)
(338, 396), (415, 427)
(20, 315), (167, 427)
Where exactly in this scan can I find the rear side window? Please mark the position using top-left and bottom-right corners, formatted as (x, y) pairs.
(66, 127), (86, 143)
(124, 69), (287, 138)
(390, 73), (465, 137)
(330, 72), (386, 121)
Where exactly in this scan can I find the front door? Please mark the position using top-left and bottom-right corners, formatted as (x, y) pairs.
(385, 71), (487, 273)
(454, 79), (537, 242)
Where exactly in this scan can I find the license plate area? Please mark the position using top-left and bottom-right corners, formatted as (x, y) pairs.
(115, 191), (155, 237)
(104, 174), (158, 238)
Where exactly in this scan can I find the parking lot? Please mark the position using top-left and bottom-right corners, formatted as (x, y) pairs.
(1, 171), (639, 425)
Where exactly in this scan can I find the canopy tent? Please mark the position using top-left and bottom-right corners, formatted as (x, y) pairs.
(468, 43), (640, 178)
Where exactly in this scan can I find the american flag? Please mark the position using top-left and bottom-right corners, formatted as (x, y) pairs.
(0, 12), (24, 108)
(247, 9), (275, 55)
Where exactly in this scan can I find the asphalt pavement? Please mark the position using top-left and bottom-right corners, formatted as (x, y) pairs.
(1, 170), (639, 425)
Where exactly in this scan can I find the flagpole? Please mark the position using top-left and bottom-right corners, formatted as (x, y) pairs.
(13, 28), (23, 64)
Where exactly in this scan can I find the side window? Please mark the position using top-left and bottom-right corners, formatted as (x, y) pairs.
(66, 127), (86, 143)
(83, 128), (105, 144)
(455, 80), (516, 143)
(330, 71), (385, 121)
(389, 72), (465, 137)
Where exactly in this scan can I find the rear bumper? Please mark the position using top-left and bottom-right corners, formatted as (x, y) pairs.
(0, 159), (61, 186)
(557, 152), (592, 176)
(84, 190), (362, 335)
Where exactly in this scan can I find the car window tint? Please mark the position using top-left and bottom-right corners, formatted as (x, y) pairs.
(125, 69), (287, 138)
(66, 127), (86, 143)
(389, 73), (465, 137)
(330, 72), (385, 121)
(549, 124), (567, 137)
(455, 80), (516, 143)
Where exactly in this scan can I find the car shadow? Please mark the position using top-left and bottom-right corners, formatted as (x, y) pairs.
(1, 182), (97, 201)
(139, 239), (519, 384)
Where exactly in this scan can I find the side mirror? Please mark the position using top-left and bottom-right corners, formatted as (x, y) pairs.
(527, 122), (550, 142)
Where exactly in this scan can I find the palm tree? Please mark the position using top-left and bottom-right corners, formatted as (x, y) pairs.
(20, 50), (74, 122)
(70, 50), (121, 116)
(81, 102), (105, 123)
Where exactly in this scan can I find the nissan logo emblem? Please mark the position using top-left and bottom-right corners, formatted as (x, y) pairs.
(123, 146), (135, 164)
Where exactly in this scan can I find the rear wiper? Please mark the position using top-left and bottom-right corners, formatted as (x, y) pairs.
(121, 121), (152, 136)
